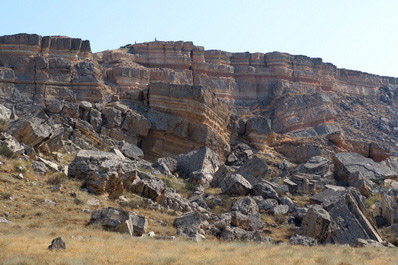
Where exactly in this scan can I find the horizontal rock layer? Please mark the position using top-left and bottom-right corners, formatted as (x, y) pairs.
(0, 33), (106, 114)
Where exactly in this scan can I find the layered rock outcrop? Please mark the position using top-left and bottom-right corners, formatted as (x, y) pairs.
(3, 33), (398, 162)
(0, 33), (106, 115)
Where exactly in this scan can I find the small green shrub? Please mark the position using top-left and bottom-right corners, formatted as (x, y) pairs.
(0, 145), (16, 158)
(0, 119), (9, 133)
(46, 173), (67, 185)
(184, 182), (197, 192)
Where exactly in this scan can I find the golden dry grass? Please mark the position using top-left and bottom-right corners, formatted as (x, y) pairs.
(1, 223), (398, 265)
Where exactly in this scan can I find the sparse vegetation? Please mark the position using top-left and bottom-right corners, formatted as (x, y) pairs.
(0, 118), (9, 133)
(0, 145), (16, 158)
(184, 182), (197, 193)
(46, 173), (67, 185)
(0, 191), (12, 200)
(1, 225), (397, 265)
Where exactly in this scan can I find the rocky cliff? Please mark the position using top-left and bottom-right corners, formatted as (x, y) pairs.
(0, 33), (107, 113)
(1, 33), (398, 160)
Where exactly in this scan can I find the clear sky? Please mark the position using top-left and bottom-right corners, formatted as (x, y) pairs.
(1, 0), (398, 77)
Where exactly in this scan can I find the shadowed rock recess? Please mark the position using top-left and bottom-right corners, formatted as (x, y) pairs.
(3, 33), (398, 247)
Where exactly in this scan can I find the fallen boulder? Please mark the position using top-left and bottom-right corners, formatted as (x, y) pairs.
(176, 146), (221, 178)
(221, 174), (252, 196)
(48, 237), (66, 251)
(334, 152), (397, 184)
(174, 212), (205, 241)
(236, 156), (268, 185)
(89, 207), (147, 236)
(300, 205), (331, 242)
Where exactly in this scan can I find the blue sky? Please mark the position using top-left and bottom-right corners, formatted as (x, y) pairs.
(1, 0), (398, 77)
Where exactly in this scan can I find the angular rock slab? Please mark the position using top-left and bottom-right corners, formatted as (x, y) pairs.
(89, 207), (147, 236)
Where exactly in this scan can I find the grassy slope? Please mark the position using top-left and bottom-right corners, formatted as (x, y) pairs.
(0, 157), (398, 265)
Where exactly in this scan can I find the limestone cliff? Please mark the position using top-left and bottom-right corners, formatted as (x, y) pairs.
(0, 33), (107, 113)
(2, 33), (398, 160)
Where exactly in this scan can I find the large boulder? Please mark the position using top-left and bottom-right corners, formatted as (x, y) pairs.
(68, 150), (136, 197)
(89, 207), (147, 236)
(221, 174), (252, 196)
(211, 165), (235, 190)
(226, 143), (254, 167)
(230, 197), (262, 231)
(310, 186), (346, 210)
(10, 117), (52, 147)
(121, 110), (151, 137)
(121, 142), (144, 159)
(296, 156), (334, 177)
(285, 156), (335, 195)
(128, 171), (166, 201)
(176, 146), (221, 178)
(68, 150), (124, 180)
(236, 156), (268, 185)
(326, 188), (383, 245)
(300, 205), (331, 242)
(231, 197), (259, 216)
(174, 212), (205, 241)
(334, 152), (397, 184)
(157, 191), (193, 212)
(251, 180), (279, 200)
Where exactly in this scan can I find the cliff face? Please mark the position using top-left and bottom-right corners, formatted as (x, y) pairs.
(2, 33), (398, 159)
(0, 33), (106, 112)
(112, 41), (398, 102)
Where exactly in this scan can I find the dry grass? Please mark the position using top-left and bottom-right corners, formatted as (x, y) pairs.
(0, 223), (397, 265)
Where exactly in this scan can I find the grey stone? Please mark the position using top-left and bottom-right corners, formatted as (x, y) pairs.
(89, 207), (147, 236)
(300, 205), (331, 242)
(311, 186), (347, 210)
(257, 198), (278, 212)
(174, 212), (204, 241)
(226, 143), (254, 167)
(176, 146), (221, 178)
(32, 161), (48, 175)
(272, 205), (289, 215)
(326, 188), (383, 245)
(380, 193), (398, 225)
(288, 235), (318, 246)
(280, 196), (295, 212)
(48, 237), (66, 250)
(231, 197), (259, 216)
(10, 117), (52, 146)
(220, 226), (272, 243)
(354, 238), (395, 248)
(236, 156), (268, 185)
(334, 152), (397, 184)
(153, 157), (177, 176)
(121, 142), (144, 159)
(231, 211), (263, 231)
(252, 180), (279, 200)
(222, 174), (252, 196)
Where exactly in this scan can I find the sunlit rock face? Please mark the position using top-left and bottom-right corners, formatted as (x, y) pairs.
(141, 82), (231, 160)
(99, 41), (398, 138)
(0, 33), (106, 114)
(3, 34), (398, 159)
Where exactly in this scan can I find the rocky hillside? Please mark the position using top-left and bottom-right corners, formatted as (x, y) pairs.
(1, 33), (398, 251)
